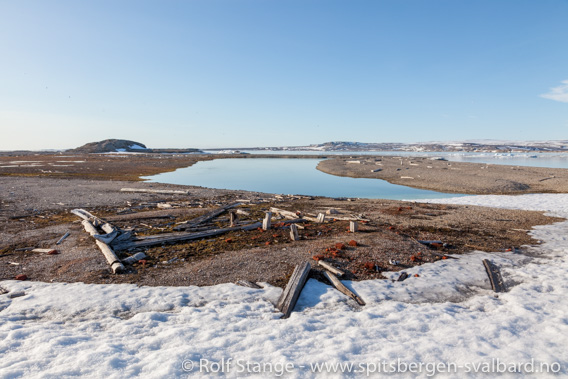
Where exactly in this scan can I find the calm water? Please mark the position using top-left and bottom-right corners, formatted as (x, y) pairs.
(224, 150), (568, 169)
(143, 158), (461, 200)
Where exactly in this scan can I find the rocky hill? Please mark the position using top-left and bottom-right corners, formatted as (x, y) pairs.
(69, 139), (203, 154)
(70, 139), (148, 153)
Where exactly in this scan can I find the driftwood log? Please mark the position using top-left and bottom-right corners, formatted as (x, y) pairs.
(174, 202), (241, 231)
(81, 220), (125, 273)
(323, 270), (365, 306)
(112, 222), (262, 250)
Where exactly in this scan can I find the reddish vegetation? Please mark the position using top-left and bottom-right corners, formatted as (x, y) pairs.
(15, 274), (28, 281)
(335, 243), (346, 250)
(363, 262), (376, 271)
(348, 240), (358, 247)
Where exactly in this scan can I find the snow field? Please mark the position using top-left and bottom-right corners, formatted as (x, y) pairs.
(1, 194), (567, 378)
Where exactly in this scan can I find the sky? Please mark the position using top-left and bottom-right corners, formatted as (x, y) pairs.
(1, 0), (567, 150)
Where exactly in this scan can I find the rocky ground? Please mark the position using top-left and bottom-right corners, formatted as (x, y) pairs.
(0, 153), (564, 288)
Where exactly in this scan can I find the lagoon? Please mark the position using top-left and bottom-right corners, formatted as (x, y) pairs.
(229, 150), (568, 169)
(143, 158), (463, 200)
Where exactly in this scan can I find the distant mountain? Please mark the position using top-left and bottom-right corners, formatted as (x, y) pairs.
(244, 140), (568, 153)
(71, 139), (148, 153)
(70, 139), (204, 154)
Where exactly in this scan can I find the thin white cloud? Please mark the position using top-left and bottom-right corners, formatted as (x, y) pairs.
(540, 80), (568, 103)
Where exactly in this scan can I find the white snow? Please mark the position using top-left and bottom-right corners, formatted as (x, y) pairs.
(1, 194), (568, 378)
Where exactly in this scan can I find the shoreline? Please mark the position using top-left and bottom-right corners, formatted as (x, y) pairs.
(1, 152), (566, 288)
(317, 155), (568, 195)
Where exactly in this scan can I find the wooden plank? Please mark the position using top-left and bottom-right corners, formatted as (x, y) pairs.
(174, 202), (241, 230)
(276, 262), (311, 319)
(316, 213), (326, 223)
(318, 260), (344, 277)
(323, 271), (365, 306)
(112, 222), (262, 250)
(482, 259), (506, 293)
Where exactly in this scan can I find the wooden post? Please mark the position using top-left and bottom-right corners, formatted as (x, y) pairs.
(323, 271), (365, 306)
(263, 212), (272, 230)
(289, 224), (299, 241)
(316, 213), (326, 223)
(482, 259), (506, 293)
(276, 262), (311, 318)
(229, 212), (237, 227)
(350, 221), (358, 233)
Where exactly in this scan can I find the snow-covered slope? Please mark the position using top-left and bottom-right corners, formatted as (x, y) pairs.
(1, 194), (567, 378)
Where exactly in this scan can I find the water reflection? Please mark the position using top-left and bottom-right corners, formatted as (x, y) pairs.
(143, 158), (464, 200)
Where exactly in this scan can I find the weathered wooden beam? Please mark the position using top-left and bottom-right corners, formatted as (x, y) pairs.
(174, 202), (241, 230)
(270, 207), (302, 219)
(270, 207), (319, 222)
(236, 280), (262, 289)
(318, 260), (344, 277)
(276, 262), (311, 319)
(289, 223), (299, 241)
(81, 220), (125, 273)
(482, 259), (506, 293)
(112, 222), (262, 250)
(30, 248), (58, 254)
(323, 270), (365, 306)
(316, 213), (326, 223)
(55, 232), (70, 245)
(120, 187), (190, 195)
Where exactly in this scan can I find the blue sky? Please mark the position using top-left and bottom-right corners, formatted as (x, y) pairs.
(1, 0), (567, 150)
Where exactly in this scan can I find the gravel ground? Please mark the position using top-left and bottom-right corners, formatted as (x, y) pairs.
(317, 156), (568, 194)
(1, 175), (560, 288)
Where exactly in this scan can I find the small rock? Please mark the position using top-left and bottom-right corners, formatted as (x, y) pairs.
(15, 274), (28, 281)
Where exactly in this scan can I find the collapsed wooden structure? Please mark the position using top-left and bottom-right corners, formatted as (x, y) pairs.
(70, 202), (508, 318)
